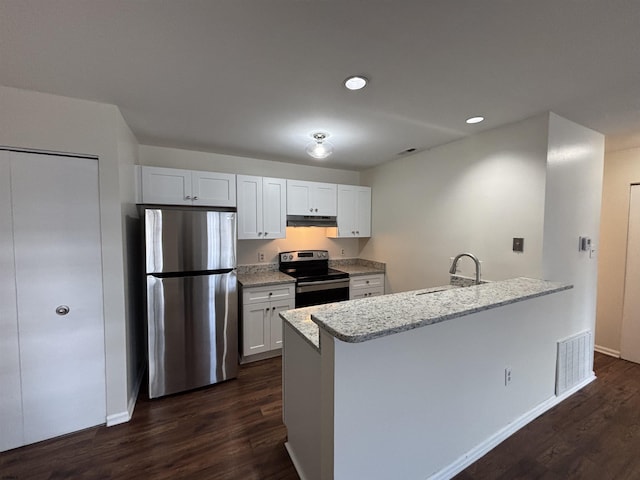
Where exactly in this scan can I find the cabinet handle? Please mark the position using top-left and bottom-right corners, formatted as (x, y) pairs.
(272, 307), (276, 310)
(258, 232), (263, 236)
(56, 305), (70, 315)
(266, 307), (270, 312)
(366, 280), (370, 284)
(193, 195), (199, 200)
(269, 292), (273, 296)
(352, 231), (355, 235)
(264, 232), (268, 236)
(356, 231), (359, 235)
(315, 208), (318, 212)
(309, 208), (313, 212)
(185, 195), (191, 200)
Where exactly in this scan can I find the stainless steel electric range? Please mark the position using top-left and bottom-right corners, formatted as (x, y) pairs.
(279, 250), (349, 308)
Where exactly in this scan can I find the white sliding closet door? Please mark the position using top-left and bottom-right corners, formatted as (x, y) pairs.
(0, 154), (23, 451)
(621, 184), (640, 364)
(9, 150), (106, 445)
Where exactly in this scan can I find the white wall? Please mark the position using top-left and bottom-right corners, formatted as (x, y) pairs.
(139, 145), (362, 265)
(115, 113), (144, 417)
(595, 148), (640, 355)
(359, 114), (550, 293)
(0, 85), (134, 422)
(542, 113), (604, 338)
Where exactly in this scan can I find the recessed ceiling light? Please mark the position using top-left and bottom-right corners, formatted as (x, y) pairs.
(344, 76), (368, 90)
(466, 116), (485, 124)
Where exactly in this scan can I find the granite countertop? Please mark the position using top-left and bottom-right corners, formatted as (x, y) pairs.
(330, 258), (385, 276)
(334, 264), (385, 276)
(280, 285), (456, 351)
(237, 271), (294, 287)
(283, 278), (572, 346)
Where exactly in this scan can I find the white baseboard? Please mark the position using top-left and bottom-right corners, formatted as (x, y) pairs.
(106, 364), (145, 427)
(285, 441), (310, 480)
(428, 373), (596, 480)
(594, 344), (620, 358)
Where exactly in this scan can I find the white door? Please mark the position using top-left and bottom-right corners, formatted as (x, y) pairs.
(621, 184), (640, 363)
(242, 302), (270, 356)
(287, 180), (313, 215)
(192, 171), (236, 207)
(262, 177), (286, 239)
(237, 175), (263, 239)
(337, 185), (357, 237)
(313, 182), (337, 216)
(141, 166), (192, 205)
(355, 187), (372, 237)
(10, 151), (106, 445)
(0, 154), (23, 451)
(270, 299), (294, 349)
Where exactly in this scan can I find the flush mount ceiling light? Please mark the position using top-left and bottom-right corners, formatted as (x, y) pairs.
(466, 116), (485, 124)
(344, 75), (368, 90)
(305, 132), (334, 159)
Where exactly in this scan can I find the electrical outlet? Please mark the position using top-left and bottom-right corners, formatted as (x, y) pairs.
(258, 251), (265, 262)
(505, 367), (512, 386)
(341, 249), (345, 256)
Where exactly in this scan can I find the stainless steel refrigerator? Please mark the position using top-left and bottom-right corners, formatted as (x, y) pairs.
(142, 206), (238, 398)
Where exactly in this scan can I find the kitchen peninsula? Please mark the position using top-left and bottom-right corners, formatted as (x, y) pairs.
(281, 278), (591, 480)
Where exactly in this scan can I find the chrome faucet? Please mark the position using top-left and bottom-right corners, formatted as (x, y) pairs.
(449, 252), (481, 285)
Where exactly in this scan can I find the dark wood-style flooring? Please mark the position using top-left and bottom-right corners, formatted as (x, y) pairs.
(1, 353), (639, 479)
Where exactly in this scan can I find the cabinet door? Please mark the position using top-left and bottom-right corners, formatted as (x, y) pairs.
(237, 175), (263, 239)
(141, 166), (192, 205)
(313, 182), (337, 216)
(192, 171), (236, 207)
(11, 151), (106, 446)
(270, 299), (295, 349)
(336, 185), (357, 237)
(262, 177), (286, 239)
(287, 180), (313, 215)
(0, 153), (23, 452)
(355, 187), (372, 237)
(242, 302), (270, 356)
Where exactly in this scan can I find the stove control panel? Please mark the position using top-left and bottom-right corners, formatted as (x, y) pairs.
(280, 250), (329, 262)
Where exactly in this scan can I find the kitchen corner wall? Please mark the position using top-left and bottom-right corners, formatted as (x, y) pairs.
(138, 145), (361, 264)
(541, 113), (604, 341)
(359, 113), (550, 294)
(596, 147), (640, 356)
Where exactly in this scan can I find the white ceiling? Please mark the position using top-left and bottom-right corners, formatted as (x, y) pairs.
(2, 1), (640, 170)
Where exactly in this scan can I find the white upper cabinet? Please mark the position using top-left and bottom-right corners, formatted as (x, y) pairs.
(329, 185), (372, 238)
(140, 166), (236, 207)
(191, 170), (236, 207)
(237, 175), (286, 240)
(286, 180), (337, 216)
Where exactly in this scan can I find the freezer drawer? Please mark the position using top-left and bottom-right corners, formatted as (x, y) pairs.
(146, 272), (238, 398)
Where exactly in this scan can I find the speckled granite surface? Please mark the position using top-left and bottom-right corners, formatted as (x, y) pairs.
(237, 263), (279, 275)
(303, 277), (571, 344)
(330, 258), (385, 275)
(280, 285), (454, 350)
(237, 271), (294, 287)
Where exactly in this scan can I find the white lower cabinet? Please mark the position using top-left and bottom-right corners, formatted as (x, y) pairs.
(349, 274), (385, 300)
(241, 283), (294, 360)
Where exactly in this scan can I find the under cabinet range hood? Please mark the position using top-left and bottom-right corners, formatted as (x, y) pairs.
(286, 215), (338, 227)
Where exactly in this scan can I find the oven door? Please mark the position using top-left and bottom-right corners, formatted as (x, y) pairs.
(296, 278), (350, 308)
